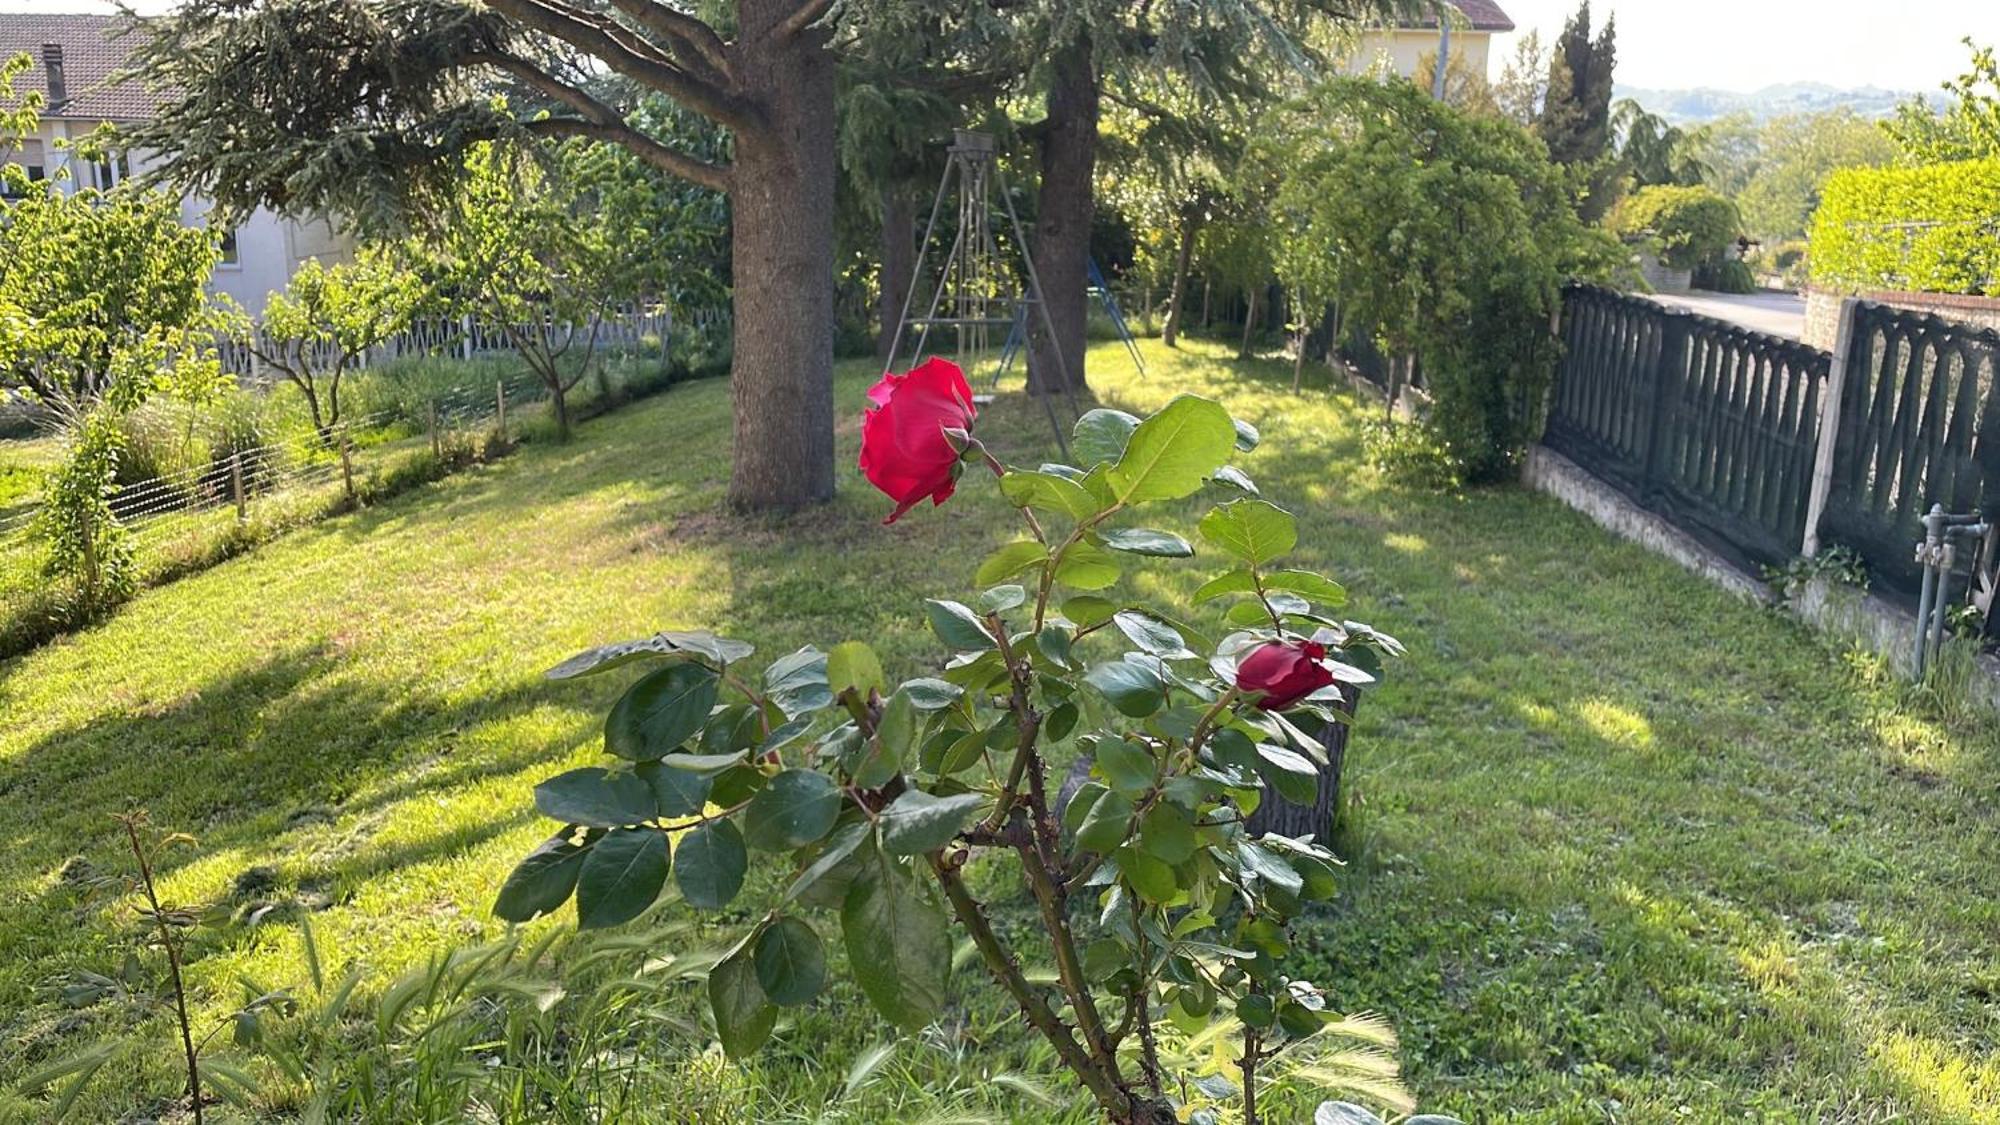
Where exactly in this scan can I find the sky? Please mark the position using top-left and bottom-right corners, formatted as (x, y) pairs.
(3, 0), (1999, 95)
(1487, 0), (2000, 92)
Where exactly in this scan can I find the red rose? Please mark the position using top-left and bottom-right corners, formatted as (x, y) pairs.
(1236, 639), (1335, 711)
(860, 357), (977, 524)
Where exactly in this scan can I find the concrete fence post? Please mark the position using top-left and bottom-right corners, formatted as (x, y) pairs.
(1802, 297), (1859, 556)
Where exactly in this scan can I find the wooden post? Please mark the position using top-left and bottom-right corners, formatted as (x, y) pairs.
(1801, 297), (1859, 556)
(495, 379), (507, 440)
(229, 451), (247, 523)
(429, 401), (441, 459)
(461, 314), (475, 361)
(338, 430), (356, 503)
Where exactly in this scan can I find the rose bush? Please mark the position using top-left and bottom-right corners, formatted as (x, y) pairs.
(497, 363), (1436, 1124)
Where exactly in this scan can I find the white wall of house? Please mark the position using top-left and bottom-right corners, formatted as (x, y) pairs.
(1340, 28), (1496, 81)
(14, 115), (351, 319)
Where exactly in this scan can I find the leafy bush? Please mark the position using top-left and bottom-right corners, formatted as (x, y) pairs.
(1610, 185), (1742, 271)
(1695, 258), (1757, 294)
(1807, 159), (2000, 295)
(1361, 418), (1465, 491)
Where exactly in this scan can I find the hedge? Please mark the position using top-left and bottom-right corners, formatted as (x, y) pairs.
(1808, 159), (2000, 295)
(1609, 185), (1741, 271)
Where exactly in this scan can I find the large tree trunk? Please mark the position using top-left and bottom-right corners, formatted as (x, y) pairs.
(877, 183), (916, 365)
(726, 4), (837, 511)
(1161, 203), (1201, 350)
(1027, 34), (1097, 397)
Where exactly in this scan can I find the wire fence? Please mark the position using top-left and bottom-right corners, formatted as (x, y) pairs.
(0, 302), (725, 596)
(215, 303), (683, 380)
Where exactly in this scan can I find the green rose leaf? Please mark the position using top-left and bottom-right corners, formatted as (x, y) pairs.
(1193, 569), (1258, 603)
(1100, 528), (1194, 557)
(1073, 408), (1141, 467)
(709, 941), (777, 1059)
(880, 790), (985, 856)
(544, 630), (753, 680)
(1075, 789), (1134, 853)
(1095, 737), (1156, 796)
(675, 819), (748, 909)
(1232, 417), (1261, 452)
(575, 826), (669, 929)
(534, 767), (658, 827)
(765, 647), (834, 719)
(1054, 540), (1121, 591)
(999, 470), (1099, 521)
(605, 663), (720, 761)
(925, 599), (997, 650)
(1139, 802), (1197, 863)
(1084, 658), (1168, 718)
(1107, 396), (1236, 504)
(975, 540), (1049, 586)
(1256, 743), (1321, 806)
(1118, 845), (1179, 903)
(899, 677), (964, 711)
(754, 916), (828, 1007)
(1113, 611), (1196, 660)
(853, 689), (915, 788)
(493, 833), (590, 923)
(976, 584), (1027, 614)
(842, 852), (950, 1032)
(827, 641), (886, 700)
(1061, 595), (1120, 628)
(1211, 465), (1260, 494)
(1263, 570), (1348, 605)
(636, 760), (711, 817)
(1199, 499), (1298, 566)
(783, 820), (871, 903)
(744, 769), (842, 851)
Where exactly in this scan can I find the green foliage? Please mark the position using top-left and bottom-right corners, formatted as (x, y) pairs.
(1360, 419), (1464, 492)
(1883, 38), (2000, 163)
(1258, 78), (1620, 480)
(235, 249), (429, 439)
(1609, 185), (1742, 271)
(1611, 99), (1708, 188)
(1807, 159), (2000, 295)
(1537, 1), (1621, 219)
(31, 410), (134, 608)
(1735, 109), (1897, 242)
(501, 389), (1406, 1122)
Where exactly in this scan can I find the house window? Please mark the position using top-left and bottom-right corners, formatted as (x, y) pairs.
(1, 139), (46, 199)
(218, 228), (239, 265)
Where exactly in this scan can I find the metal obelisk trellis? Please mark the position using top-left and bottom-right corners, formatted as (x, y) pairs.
(883, 129), (1079, 457)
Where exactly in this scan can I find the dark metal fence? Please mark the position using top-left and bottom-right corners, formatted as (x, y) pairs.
(1545, 285), (1829, 570)
(1821, 300), (2000, 594)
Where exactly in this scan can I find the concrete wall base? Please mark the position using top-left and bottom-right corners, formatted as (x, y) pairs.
(1523, 445), (2000, 715)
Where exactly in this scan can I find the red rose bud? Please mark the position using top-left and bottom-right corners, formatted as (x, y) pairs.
(1236, 639), (1336, 711)
(859, 357), (978, 523)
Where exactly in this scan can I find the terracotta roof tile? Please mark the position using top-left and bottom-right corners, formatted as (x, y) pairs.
(0, 13), (157, 123)
(1398, 0), (1516, 33)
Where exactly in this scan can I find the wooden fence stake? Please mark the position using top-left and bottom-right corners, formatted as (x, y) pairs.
(429, 401), (441, 460)
(1802, 298), (1859, 556)
(339, 430), (356, 504)
(496, 380), (507, 440)
(229, 451), (247, 523)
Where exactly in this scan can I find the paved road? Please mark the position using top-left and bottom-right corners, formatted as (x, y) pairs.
(1643, 290), (1807, 342)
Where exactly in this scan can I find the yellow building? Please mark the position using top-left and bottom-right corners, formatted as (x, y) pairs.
(1340, 0), (1515, 82)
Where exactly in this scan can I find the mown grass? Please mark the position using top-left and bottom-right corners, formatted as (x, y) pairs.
(2, 339), (1998, 1122)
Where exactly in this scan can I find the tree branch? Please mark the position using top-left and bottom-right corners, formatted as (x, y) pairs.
(605, 0), (733, 82)
(486, 0), (761, 133)
(470, 51), (733, 192)
(774, 0), (836, 40)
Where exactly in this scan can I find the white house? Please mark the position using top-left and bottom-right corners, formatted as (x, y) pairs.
(1339, 0), (1516, 82)
(0, 12), (350, 317)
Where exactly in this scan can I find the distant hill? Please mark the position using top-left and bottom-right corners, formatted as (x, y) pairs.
(1613, 82), (1950, 123)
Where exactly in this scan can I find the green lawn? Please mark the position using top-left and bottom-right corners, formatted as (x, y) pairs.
(2, 339), (1997, 1122)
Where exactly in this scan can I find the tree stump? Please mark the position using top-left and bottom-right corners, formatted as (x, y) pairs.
(1245, 689), (1357, 846)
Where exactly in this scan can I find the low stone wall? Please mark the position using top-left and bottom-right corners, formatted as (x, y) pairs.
(1523, 444), (2000, 714)
(1804, 287), (2000, 350)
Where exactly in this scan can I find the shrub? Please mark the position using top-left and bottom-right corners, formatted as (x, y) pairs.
(496, 375), (1428, 1124)
(1696, 259), (1757, 294)
(1610, 185), (1742, 271)
(1807, 159), (2000, 295)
